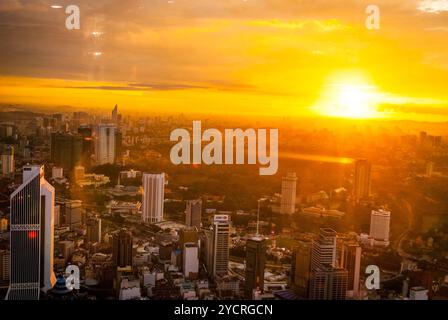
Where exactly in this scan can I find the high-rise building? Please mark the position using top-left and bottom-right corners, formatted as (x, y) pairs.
(51, 132), (83, 170)
(54, 205), (60, 227)
(0, 249), (9, 285)
(311, 228), (337, 271)
(339, 243), (361, 298)
(183, 243), (199, 279)
(78, 125), (94, 167)
(87, 216), (102, 243)
(113, 229), (133, 268)
(56, 240), (74, 263)
(115, 130), (123, 163)
(56, 199), (83, 230)
(7, 165), (56, 300)
(186, 199), (202, 228)
(353, 159), (371, 201)
(281, 172), (297, 214)
(211, 214), (230, 277)
(142, 173), (165, 223)
(309, 228), (346, 300)
(95, 124), (116, 165)
(245, 236), (266, 298)
(309, 265), (348, 300)
(290, 240), (313, 297)
(112, 104), (118, 123)
(52, 166), (63, 179)
(370, 209), (391, 245)
(1, 145), (14, 177)
(179, 227), (199, 248)
(203, 228), (215, 275)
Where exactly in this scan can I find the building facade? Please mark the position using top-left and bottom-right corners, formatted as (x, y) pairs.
(281, 172), (297, 214)
(353, 159), (371, 201)
(95, 124), (116, 165)
(186, 199), (202, 228)
(142, 173), (165, 223)
(245, 236), (266, 298)
(7, 165), (56, 300)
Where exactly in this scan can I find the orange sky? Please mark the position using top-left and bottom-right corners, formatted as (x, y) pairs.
(1, 0), (448, 121)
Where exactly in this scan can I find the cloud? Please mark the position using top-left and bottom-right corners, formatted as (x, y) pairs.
(378, 103), (448, 116)
(418, 0), (448, 13)
(66, 83), (209, 91)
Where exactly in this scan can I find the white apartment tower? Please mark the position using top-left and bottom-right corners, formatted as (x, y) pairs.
(281, 172), (297, 214)
(95, 124), (116, 165)
(142, 173), (165, 223)
(370, 208), (391, 245)
(183, 243), (199, 279)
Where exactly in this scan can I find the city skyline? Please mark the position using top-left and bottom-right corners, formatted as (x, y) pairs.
(1, 0), (448, 304)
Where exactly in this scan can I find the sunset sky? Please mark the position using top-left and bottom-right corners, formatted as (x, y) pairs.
(1, 0), (448, 121)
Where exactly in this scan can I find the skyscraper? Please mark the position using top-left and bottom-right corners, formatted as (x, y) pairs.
(142, 173), (165, 223)
(309, 228), (347, 300)
(290, 240), (313, 297)
(95, 124), (116, 165)
(78, 125), (93, 167)
(309, 265), (348, 300)
(211, 214), (230, 277)
(245, 236), (266, 298)
(50, 132), (83, 170)
(86, 216), (102, 243)
(339, 243), (361, 298)
(353, 159), (371, 201)
(183, 243), (199, 279)
(1, 145), (14, 177)
(281, 172), (297, 214)
(185, 199), (202, 228)
(7, 165), (56, 300)
(311, 228), (337, 271)
(56, 199), (83, 230)
(179, 227), (199, 248)
(112, 104), (118, 123)
(113, 229), (133, 268)
(370, 208), (391, 245)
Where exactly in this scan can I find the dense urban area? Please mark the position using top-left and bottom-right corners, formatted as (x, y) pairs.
(1, 105), (448, 300)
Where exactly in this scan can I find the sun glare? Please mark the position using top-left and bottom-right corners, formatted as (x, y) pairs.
(336, 84), (376, 118)
(313, 72), (382, 119)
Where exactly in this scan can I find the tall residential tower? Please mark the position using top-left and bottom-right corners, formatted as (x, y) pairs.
(142, 173), (165, 223)
(281, 172), (297, 214)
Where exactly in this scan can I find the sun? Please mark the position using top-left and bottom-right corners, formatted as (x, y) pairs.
(313, 72), (382, 119)
(335, 84), (376, 118)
